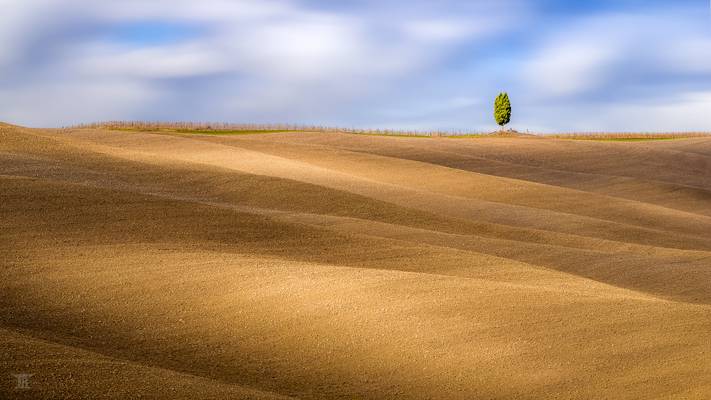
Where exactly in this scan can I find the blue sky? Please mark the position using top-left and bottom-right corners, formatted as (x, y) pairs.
(0, 0), (710, 131)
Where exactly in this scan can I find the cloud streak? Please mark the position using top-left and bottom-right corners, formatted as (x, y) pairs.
(0, 0), (709, 131)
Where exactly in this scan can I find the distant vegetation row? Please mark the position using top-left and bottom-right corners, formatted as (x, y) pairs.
(69, 121), (711, 140)
(70, 121), (482, 137)
(73, 121), (345, 133)
(547, 132), (711, 140)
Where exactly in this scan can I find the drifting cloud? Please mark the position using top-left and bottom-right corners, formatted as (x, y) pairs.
(0, 0), (709, 131)
(515, 7), (711, 131)
(520, 16), (629, 98)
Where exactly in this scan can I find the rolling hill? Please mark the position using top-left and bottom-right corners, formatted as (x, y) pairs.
(2, 124), (710, 399)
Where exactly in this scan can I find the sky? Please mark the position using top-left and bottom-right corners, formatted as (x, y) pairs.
(0, 0), (710, 132)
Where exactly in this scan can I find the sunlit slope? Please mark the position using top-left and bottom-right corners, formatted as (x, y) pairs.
(237, 132), (711, 216)
(34, 128), (711, 302)
(2, 125), (711, 399)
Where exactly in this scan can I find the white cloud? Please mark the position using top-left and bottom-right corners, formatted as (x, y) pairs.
(0, 78), (160, 127)
(520, 15), (637, 98)
(514, 9), (711, 131)
(0, 0), (709, 131)
(1, 0), (516, 127)
(99, 0), (292, 22)
(599, 92), (711, 132)
(523, 41), (620, 98)
(661, 38), (711, 74)
(234, 16), (379, 81)
(402, 19), (491, 42)
(76, 42), (232, 79)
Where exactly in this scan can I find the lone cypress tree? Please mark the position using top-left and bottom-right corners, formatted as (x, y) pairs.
(494, 92), (511, 128)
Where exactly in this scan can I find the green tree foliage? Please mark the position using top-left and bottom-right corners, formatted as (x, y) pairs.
(494, 92), (511, 127)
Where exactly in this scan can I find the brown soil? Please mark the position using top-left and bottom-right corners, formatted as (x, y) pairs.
(2, 125), (710, 399)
